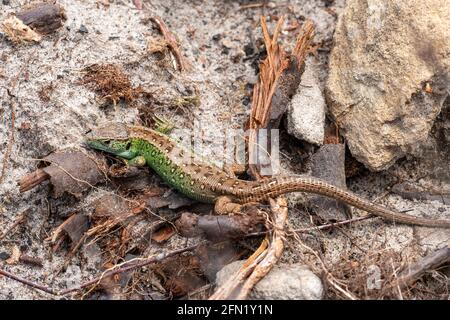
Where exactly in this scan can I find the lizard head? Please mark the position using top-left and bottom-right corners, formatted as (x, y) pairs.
(84, 123), (137, 159)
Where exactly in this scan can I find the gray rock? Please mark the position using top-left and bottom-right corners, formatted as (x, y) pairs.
(287, 56), (325, 145)
(326, 0), (450, 171)
(215, 260), (324, 300)
(310, 143), (349, 221)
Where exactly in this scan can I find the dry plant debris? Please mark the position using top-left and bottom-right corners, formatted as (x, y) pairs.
(1, 3), (66, 44)
(19, 150), (107, 197)
(151, 225), (176, 243)
(154, 254), (206, 297)
(0, 208), (29, 241)
(393, 244), (450, 290)
(149, 16), (187, 71)
(81, 64), (144, 105)
(1, 15), (42, 43)
(50, 213), (90, 252)
(211, 17), (315, 300)
(87, 194), (146, 241)
(247, 17), (314, 179)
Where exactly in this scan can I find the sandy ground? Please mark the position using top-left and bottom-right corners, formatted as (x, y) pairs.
(0, 0), (449, 299)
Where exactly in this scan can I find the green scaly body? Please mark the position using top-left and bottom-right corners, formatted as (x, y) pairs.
(85, 123), (450, 228)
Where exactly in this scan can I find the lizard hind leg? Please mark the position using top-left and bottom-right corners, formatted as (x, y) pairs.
(223, 163), (246, 178)
(214, 196), (243, 215)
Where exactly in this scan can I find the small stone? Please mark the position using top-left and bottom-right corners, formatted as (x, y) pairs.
(2, 0), (11, 5)
(310, 144), (349, 221)
(78, 24), (88, 34)
(287, 56), (325, 145)
(242, 96), (250, 106)
(216, 260), (324, 300)
(221, 38), (234, 49)
(243, 43), (254, 56)
(212, 34), (221, 41)
(0, 252), (11, 260)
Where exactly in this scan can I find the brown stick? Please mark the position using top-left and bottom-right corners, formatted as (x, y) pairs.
(0, 209), (30, 240)
(149, 16), (186, 71)
(391, 244), (450, 289)
(245, 214), (374, 237)
(19, 254), (43, 267)
(0, 243), (200, 296)
(0, 99), (16, 185)
(19, 168), (50, 192)
(1, 51), (36, 185)
(0, 268), (56, 295)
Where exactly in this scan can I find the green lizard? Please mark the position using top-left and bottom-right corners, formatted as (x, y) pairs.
(85, 123), (450, 228)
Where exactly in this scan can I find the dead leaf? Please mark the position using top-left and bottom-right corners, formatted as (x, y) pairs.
(91, 194), (144, 221)
(41, 150), (107, 198)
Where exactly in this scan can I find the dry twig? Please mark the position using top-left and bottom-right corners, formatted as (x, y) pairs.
(0, 209), (29, 240)
(211, 18), (315, 300)
(392, 244), (450, 290)
(149, 16), (186, 71)
(0, 243), (200, 296)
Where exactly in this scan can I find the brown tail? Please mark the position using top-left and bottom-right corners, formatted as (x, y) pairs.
(241, 176), (450, 228)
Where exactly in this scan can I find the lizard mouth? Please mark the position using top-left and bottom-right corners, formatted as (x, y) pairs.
(84, 139), (115, 154)
(84, 139), (136, 160)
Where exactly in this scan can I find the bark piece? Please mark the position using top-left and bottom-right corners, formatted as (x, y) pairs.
(16, 2), (66, 35)
(247, 18), (314, 178)
(310, 143), (349, 221)
(50, 213), (90, 251)
(151, 225), (176, 243)
(175, 211), (265, 240)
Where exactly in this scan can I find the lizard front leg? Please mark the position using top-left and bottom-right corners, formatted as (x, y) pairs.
(125, 156), (146, 167)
